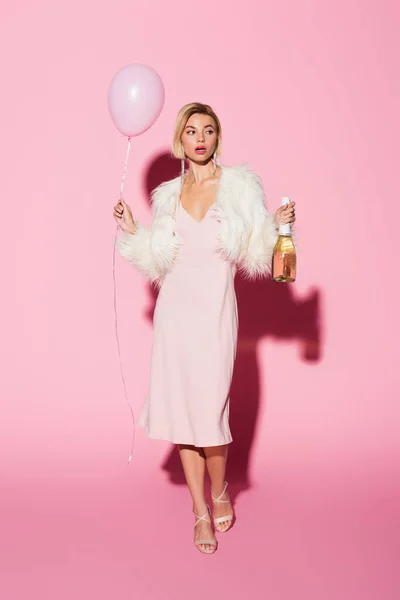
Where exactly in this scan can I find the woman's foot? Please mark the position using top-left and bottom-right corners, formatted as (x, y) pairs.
(193, 504), (217, 554)
(211, 481), (233, 533)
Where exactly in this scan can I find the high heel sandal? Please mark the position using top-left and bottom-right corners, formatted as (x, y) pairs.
(193, 504), (217, 554)
(211, 481), (233, 532)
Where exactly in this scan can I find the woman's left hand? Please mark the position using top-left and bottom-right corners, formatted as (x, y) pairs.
(274, 201), (296, 230)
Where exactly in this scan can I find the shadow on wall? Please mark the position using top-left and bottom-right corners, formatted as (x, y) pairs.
(141, 151), (322, 499)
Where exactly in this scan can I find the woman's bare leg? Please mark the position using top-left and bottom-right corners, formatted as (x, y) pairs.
(203, 444), (233, 532)
(178, 444), (216, 551)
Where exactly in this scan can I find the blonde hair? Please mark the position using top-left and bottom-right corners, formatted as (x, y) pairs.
(172, 102), (222, 159)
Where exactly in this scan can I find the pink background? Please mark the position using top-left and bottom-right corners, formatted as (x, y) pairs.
(2, 1), (399, 598)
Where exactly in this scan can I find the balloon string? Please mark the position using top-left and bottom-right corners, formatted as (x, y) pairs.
(113, 136), (136, 466)
(120, 137), (132, 198)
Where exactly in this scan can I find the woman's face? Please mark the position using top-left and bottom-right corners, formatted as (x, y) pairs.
(181, 113), (218, 163)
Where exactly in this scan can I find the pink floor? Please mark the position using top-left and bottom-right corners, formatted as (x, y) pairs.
(2, 464), (397, 600)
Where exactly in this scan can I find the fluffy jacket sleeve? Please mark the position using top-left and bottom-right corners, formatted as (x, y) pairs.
(114, 180), (180, 287)
(217, 164), (280, 280)
(239, 167), (279, 279)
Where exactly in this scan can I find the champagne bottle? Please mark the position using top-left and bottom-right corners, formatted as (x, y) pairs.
(272, 196), (296, 282)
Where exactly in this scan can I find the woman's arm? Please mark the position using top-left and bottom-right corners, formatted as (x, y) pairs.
(235, 166), (297, 279)
(115, 222), (162, 282)
(114, 180), (180, 287)
(236, 167), (279, 279)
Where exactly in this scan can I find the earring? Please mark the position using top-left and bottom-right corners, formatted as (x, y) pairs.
(213, 151), (217, 176)
(181, 157), (185, 187)
(181, 145), (186, 186)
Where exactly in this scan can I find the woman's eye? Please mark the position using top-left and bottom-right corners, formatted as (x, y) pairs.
(206, 130), (214, 134)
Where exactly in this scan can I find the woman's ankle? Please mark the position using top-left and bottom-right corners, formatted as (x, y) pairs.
(193, 502), (208, 515)
(211, 481), (227, 498)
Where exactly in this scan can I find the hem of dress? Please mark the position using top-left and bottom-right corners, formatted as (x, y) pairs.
(139, 421), (233, 447)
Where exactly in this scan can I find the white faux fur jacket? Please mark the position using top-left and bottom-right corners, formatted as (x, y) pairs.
(115, 163), (282, 288)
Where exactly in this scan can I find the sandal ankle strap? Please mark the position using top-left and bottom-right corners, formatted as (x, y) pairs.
(211, 481), (230, 503)
(194, 504), (211, 527)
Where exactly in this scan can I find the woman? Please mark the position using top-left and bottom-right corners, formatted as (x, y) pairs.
(113, 102), (296, 554)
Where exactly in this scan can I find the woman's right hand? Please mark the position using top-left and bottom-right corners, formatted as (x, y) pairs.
(113, 198), (136, 234)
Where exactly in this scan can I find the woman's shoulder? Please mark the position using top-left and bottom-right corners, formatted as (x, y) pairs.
(221, 162), (264, 188)
(218, 162), (268, 215)
(150, 174), (181, 214)
(151, 174), (181, 198)
(219, 163), (265, 200)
